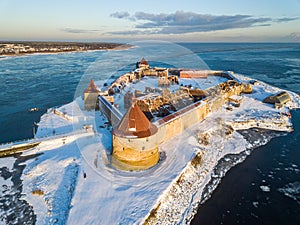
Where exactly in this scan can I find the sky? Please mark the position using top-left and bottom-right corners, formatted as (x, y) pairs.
(1, 0), (300, 42)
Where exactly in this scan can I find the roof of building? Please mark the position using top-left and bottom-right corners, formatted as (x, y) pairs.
(84, 79), (99, 93)
(140, 57), (149, 65)
(180, 70), (208, 79)
(263, 91), (291, 104)
(114, 102), (158, 138)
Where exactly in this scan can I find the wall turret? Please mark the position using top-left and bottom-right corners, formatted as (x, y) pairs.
(84, 79), (100, 110)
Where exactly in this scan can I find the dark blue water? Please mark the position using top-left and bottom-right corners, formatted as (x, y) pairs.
(187, 43), (300, 93)
(182, 43), (300, 225)
(191, 112), (300, 225)
(0, 43), (299, 224)
(0, 52), (104, 143)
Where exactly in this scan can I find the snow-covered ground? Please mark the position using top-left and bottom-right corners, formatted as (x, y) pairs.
(19, 73), (300, 224)
(0, 158), (15, 210)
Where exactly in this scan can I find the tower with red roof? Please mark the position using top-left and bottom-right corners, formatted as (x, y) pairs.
(112, 101), (159, 170)
(84, 79), (100, 110)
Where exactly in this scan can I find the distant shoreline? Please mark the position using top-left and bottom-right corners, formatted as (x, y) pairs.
(0, 41), (132, 58)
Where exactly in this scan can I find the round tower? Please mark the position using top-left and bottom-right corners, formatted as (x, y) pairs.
(138, 57), (149, 69)
(112, 102), (159, 171)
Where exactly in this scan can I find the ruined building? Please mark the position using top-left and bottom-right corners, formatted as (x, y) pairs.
(96, 58), (254, 171)
(263, 91), (291, 108)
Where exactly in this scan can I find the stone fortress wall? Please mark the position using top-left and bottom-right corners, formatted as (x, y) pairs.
(154, 80), (245, 145)
(112, 130), (160, 170)
(95, 59), (251, 170)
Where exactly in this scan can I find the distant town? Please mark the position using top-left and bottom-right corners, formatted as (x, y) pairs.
(0, 42), (128, 56)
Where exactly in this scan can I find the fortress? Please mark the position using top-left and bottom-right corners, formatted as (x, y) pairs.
(84, 58), (254, 170)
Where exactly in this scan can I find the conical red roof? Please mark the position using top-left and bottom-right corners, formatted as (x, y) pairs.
(140, 57), (149, 65)
(84, 79), (99, 93)
(114, 103), (157, 138)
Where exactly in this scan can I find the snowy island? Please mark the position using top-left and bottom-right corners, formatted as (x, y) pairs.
(16, 58), (300, 224)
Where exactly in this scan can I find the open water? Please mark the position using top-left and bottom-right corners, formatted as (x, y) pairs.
(0, 43), (299, 224)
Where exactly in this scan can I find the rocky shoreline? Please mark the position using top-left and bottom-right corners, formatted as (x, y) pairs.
(0, 41), (131, 57)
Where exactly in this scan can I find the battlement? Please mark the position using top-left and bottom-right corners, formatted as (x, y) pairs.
(88, 59), (251, 171)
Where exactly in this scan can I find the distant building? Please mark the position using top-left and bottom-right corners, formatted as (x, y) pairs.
(84, 79), (100, 110)
(137, 57), (150, 69)
(263, 91), (291, 108)
(242, 83), (253, 93)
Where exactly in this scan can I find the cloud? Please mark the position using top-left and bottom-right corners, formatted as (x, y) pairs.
(282, 32), (300, 42)
(106, 30), (156, 35)
(110, 11), (132, 20)
(62, 28), (101, 34)
(110, 11), (272, 35)
(275, 17), (300, 23)
(289, 32), (300, 39)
